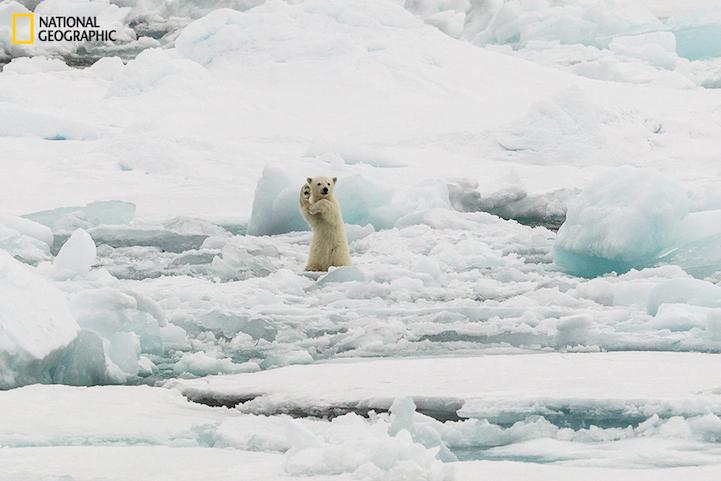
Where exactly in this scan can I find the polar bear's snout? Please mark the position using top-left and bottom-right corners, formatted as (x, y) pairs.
(321, 186), (329, 195)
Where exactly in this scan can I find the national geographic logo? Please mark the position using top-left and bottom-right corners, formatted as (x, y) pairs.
(11, 14), (118, 45)
(11, 13), (33, 45)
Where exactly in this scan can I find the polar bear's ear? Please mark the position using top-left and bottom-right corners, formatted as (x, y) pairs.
(332, 177), (337, 184)
(307, 177), (313, 185)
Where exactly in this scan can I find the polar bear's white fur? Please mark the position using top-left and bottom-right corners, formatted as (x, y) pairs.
(299, 176), (352, 272)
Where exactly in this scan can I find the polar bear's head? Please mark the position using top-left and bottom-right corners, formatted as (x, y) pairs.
(307, 176), (337, 200)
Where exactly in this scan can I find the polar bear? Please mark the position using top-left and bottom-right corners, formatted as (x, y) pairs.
(299, 176), (352, 271)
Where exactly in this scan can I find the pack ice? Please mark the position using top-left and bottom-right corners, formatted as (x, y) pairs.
(0, 250), (89, 388)
(1, 0), (721, 480)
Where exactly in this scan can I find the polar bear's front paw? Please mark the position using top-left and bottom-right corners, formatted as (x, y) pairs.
(300, 183), (312, 208)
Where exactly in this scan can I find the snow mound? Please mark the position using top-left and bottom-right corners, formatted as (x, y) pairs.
(0, 104), (100, 140)
(554, 167), (688, 277)
(609, 32), (678, 70)
(404, 0), (721, 89)
(0, 251), (80, 388)
(107, 48), (208, 97)
(2, 56), (71, 74)
(305, 140), (408, 168)
(284, 410), (451, 480)
(53, 228), (97, 278)
(123, 0), (266, 27)
(495, 87), (651, 165)
(406, 0), (661, 48)
(174, 8), (254, 66)
(175, 2), (417, 67)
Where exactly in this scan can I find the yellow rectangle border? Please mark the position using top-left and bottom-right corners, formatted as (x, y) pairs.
(12, 13), (35, 45)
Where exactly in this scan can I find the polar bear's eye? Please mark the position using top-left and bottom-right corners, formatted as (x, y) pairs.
(317, 183), (321, 186)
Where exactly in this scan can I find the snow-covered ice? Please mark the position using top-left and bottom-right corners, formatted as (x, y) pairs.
(553, 167), (689, 277)
(0, 213), (53, 263)
(0, 384), (453, 480)
(52, 228), (97, 277)
(0, 251), (79, 388)
(2, 0), (721, 479)
(168, 352), (721, 420)
(6, 354), (721, 479)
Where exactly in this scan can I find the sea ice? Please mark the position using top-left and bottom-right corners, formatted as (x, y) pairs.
(64, 285), (167, 381)
(316, 266), (367, 286)
(173, 351), (260, 377)
(406, 0), (662, 48)
(247, 166), (309, 236)
(25, 200), (136, 234)
(169, 352), (721, 421)
(609, 32), (678, 69)
(0, 0), (721, 478)
(655, 209), (721, 278)
(2, 56), (70, 74)
(554, 167), (688, 277)
(673, 23), (721, 61)
(0, 251), (80, 388)
(0, 383), (452, 480)
(0, 214), (53, 264)
(107, 47), (208, 97)
(52, 228), (97, 278)
(647, 278), (721, 316)
(0, 104), (100, 140)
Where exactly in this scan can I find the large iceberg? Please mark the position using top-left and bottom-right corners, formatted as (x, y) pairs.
(554, 167), (689, 277)
(553, 166), (721, 279)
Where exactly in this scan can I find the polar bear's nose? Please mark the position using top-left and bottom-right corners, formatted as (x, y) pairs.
(321, 187), (329, 194)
